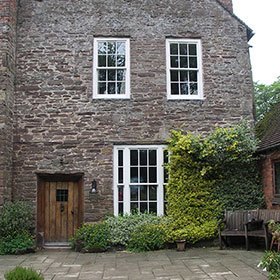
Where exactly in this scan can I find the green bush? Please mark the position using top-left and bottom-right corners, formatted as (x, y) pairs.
(0, 201), (33, 238)
(70, 222), (110, 252)
(5, 266), (44, 280)
(105, 213), (164, 247)
(0, 232), (35, 255)
(259, 251), (280, 280)
(127, 223), (167, 252)
(0, 201), (35, 255)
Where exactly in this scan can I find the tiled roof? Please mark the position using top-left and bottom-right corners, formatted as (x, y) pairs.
(258, 102), (280, 151)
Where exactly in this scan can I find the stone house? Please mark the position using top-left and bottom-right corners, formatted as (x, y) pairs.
(258, 102), (280, 209)
(0, 0), (254, 244)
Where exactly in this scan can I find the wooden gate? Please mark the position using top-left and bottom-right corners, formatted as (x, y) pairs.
(37, 176), (83, 243)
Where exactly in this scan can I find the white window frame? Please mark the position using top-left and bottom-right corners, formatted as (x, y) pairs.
(93, 38), (130, 99)
(166, 38), (204, 100)
(113, 145), (166, 216)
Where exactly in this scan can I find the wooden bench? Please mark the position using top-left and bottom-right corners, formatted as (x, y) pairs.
(218, 209), (280, 250)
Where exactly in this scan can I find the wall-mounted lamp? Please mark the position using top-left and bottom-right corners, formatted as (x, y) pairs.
(90, 179), (97, 194)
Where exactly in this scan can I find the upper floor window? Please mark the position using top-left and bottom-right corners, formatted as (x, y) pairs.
(274, 162), (280, 195)
(93, 38), (130, 99)
(166, 39), (203, 100)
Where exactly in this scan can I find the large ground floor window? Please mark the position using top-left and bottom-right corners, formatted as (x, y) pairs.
(114, 145), (167, 216)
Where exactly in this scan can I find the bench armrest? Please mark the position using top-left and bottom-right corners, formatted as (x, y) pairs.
(245, 219), (263, 231)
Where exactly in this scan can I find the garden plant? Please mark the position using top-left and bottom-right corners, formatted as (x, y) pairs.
(0, 201), (35, 255)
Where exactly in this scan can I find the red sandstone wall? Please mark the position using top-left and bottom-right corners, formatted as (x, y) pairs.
(261, 151), (280, 210)
(218, 0), (233, 12)
(0, 0), (17, 205)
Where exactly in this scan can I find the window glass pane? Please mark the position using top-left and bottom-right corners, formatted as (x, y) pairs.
(140, 150), (147, 165)
(98, 82), (106, 94)
(130, 167), (138, 183)
(130, 185), (138, 201)
(108, 82), (116, 94)
(190, 83), (198, 95)
(140, 185), (147, 200)
(118, 203), (123, 215)
(118, 168), (123, 184)
(118, 150), (123, 166)
(108, 70), (116, 81)
(189, 71), (198, 82)
(171, 56), (179, 68)
(275, 162), (280, 194)
(180, 71), (188, 82)
(189, 57), (197, 68)
(108, 55), (116, 67)
(180, 56), (188, 68)
(131, 202), (138, 213)
(180, 83), (189, 95)
(171, 70), (179, 81)
(118, 186), (124, 201)
(117, 42), (125, 55)
(117, 82), (125, 94)
(149, 202), (157, 214)
(98, 42), (107, 54)
(56, 189), (68, 202)
(140, 167), (147, 183)
(171, 83), (179, 95)
(189, 44), (197, 55)
(140, 202), (148, 213)
(149, 185), (157, 200)
(98, 55), (106, 67)
(170, 43), (178, 55)
(117, 70), (125, 81)
(107, 42), (116, 54)
(149, 150), (157, 165)
(98, 70), (106, 81)
(117, 55), (125, 67)
(130, 150), (138, 166)
(179, 43), (188, 55)
(164, 150), (169, 184)
(149, 167), (157, 183)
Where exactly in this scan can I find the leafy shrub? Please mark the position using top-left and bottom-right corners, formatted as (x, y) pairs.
(127, 223), (167, 252)
(0, 201), (35, 255)
(259, 251), (280, 280)
(5, 266), (44, 280)
(0, 232), (35, 255)
(105, 213), (164, 247)
(70, 222), (110, 252)
(0, 201), (33, 238)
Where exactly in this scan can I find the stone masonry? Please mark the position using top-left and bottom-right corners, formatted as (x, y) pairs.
(1, 0), (254, 223)
(0, 0), (17, 205)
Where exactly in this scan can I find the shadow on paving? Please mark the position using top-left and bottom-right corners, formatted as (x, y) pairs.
(0, 248), (268, 280)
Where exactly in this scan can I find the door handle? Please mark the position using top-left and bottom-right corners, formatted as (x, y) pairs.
(71, 210), (74, 215)
(60, 204), (64, 212)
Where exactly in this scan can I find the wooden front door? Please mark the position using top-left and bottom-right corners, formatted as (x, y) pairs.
(37, 177), (83, 243)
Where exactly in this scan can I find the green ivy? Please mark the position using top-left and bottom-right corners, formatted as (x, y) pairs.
(166, 123), (264, 243)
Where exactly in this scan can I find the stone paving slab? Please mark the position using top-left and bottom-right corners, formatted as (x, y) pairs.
(0, 248), (268, 280)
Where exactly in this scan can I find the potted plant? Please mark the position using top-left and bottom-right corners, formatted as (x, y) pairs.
(171, 229), (188, 251)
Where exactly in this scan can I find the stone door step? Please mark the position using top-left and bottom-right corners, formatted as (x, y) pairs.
(43, 242), (71, 249)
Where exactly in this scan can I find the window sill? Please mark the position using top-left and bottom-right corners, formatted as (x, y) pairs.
(167, 96), (205, 101)
(93, 95), (130, 100)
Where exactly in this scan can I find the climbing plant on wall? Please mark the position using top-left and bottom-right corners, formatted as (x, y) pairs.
(166, 123), (264, 243)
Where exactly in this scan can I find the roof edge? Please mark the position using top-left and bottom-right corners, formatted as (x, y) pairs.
(215, 0), (254, 41)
